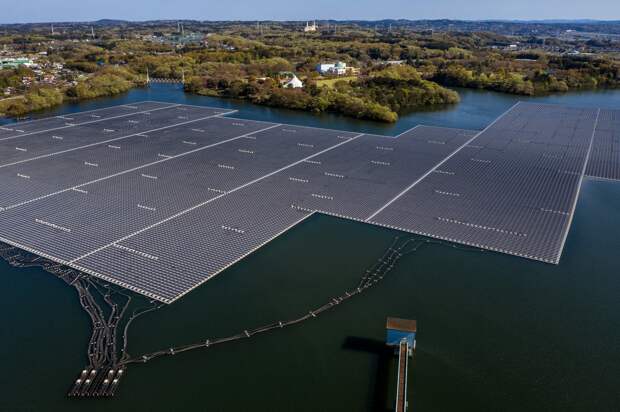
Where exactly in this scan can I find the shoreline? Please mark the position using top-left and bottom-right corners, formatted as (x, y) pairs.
(3, 82), (619, 125)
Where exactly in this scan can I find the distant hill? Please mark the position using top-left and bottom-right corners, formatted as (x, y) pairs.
(1, 18), (620, 36)
(93, 19), (129, 26)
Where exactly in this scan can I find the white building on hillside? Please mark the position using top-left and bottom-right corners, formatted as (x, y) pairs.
(316, 61), (347, 76)
(304, 21), (317, 32)
(282, 74), (303, 89)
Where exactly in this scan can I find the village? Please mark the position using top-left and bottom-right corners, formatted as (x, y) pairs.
(1, 19), (618, 119)
(0, 49), (84, 98)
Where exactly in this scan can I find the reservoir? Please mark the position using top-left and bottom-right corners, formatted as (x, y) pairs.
(1, 85), (619, 411)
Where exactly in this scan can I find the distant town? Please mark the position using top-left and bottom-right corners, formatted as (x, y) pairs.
(1, 19), (619, 121)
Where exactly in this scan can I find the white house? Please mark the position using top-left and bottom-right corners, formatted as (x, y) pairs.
(282, 74), (303, 89)
(316, 61), (347, 76)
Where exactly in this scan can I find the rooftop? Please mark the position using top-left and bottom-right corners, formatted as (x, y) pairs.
(386, 317), (417, 333)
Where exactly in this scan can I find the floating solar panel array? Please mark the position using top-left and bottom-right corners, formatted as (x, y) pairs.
(0, 101), (173, 141)
(0, 101), (614, 303)
(586, 109), (620, 181)
(368, 103), (600, 263)
(277, 126), (476, 220)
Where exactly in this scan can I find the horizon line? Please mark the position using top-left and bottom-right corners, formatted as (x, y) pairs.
(2, 18), (620, 25)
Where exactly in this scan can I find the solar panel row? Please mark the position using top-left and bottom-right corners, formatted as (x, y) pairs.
(586, 109), (620, 181)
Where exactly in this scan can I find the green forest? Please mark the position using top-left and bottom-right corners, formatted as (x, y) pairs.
(1, 22), (619, 121)
(0, 67), (141, 116)
(186, 65), (459, 122)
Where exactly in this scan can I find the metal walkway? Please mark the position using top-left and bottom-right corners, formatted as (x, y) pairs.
(395, 339), (410, 412)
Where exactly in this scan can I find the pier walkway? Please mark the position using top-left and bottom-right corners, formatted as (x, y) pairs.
(386, 317), (416, 412)
(395, 339), (410, 412)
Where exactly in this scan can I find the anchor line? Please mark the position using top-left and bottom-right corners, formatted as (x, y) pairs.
(117, 236), (484, 366)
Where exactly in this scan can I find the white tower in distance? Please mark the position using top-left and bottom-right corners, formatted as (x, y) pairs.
(304, 21), (317, 33)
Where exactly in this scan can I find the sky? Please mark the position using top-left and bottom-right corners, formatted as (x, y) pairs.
(0, 0), (619, 24)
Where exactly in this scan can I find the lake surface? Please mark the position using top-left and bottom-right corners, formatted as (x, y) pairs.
(1, 85), (619, 411)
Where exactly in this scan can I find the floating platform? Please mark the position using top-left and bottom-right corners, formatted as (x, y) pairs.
(68, 366), (125, 397)
(0, 101), (617, 303)
(386, 317), (417, 348)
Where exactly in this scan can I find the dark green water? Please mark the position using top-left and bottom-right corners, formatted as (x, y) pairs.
(1, 86), (619, 411)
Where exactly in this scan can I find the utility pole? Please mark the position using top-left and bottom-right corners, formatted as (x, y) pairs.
(91, 26), (95, 39)
(51, 24), (54, 35)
